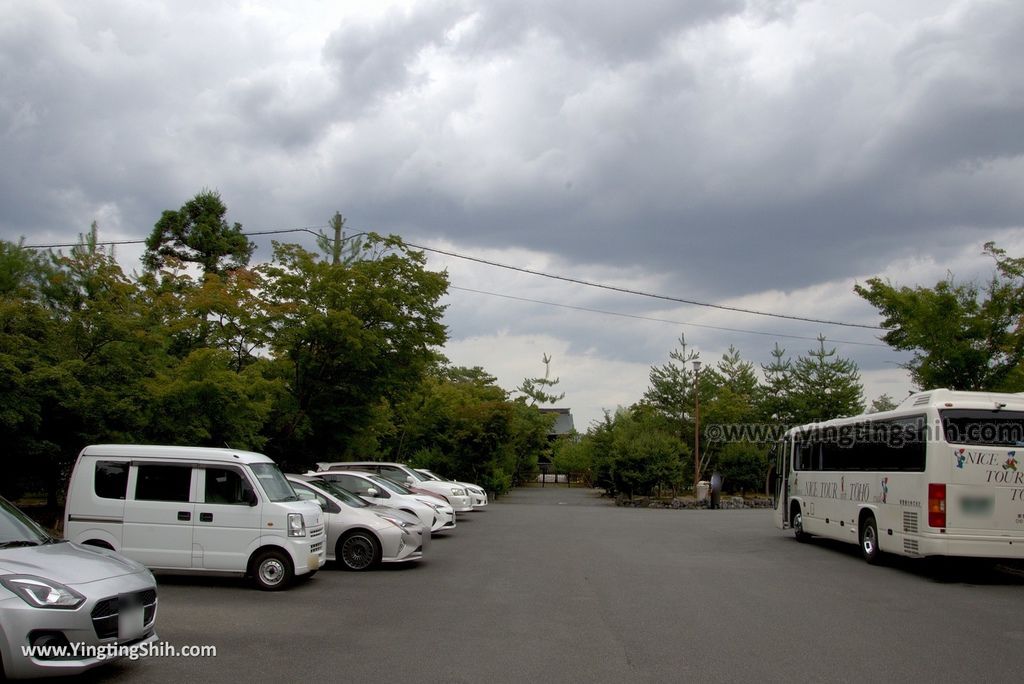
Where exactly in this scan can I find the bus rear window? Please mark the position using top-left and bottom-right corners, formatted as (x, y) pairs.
(941, 409), (1024, 447)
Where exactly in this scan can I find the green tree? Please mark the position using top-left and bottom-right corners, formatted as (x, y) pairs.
(854, 242), (1024, 391)
(7, 228), (161, 505)
(701, 346), (765, 491)
(606, 405), (685, 497)
(759, 343), (796, 424)
(0, 242), (54, 499)
(641, 334), (700, 452)
(789, 335), (864, 424)
(517, 353), (565, 405)
(868, 393), (899, 413)
(551, 432), (592, 485)
(144, 349), (281, 450)
(391, 365), (552, 494)
(262, 235), (448, 464)
(144, 189), (254, 275)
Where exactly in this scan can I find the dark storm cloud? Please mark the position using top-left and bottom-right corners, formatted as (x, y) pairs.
(321, 3), (467, 116)
(2, 1), (1022, 298)
(459, 0), (745, 62)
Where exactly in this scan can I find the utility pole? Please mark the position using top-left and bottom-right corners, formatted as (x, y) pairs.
(693, 359), (702, 487)
(329, 212), (345, 265)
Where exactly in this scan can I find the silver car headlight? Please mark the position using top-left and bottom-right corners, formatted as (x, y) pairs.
(452, 488), (467, 496)
(0, 575), (86, 609)
(287, 512), (307, 537)
(377, 514), (410, 529)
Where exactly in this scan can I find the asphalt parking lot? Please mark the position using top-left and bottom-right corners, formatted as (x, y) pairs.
(81, 486), (1023, 683)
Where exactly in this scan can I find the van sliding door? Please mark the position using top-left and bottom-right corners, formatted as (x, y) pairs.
(122, 463), (196, 569)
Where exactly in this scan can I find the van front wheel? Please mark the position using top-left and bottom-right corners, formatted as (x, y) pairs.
(251, 549), (294, 591)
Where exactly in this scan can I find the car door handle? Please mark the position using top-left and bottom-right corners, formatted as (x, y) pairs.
(177, 511), (191, 521)
(199, 512), (213, 522)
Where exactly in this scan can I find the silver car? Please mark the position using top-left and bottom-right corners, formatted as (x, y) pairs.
(416, 469), (489, 509)
(0, 496), (158, 679)
(286, 475), (428, 571)
(316, 471), (457, 533)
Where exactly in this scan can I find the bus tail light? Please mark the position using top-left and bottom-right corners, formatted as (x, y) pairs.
(928, 483), (946, 528)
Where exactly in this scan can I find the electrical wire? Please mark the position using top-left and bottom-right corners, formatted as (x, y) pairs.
(406, 241), (887, 331)
(449, 285), (890, 349)
(21, 226), (888, 331)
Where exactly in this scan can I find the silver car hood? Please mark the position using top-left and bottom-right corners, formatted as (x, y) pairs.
(0, 542), (147, 585)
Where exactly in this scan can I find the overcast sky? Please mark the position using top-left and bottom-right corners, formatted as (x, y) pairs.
(3, 1), (1023, 429)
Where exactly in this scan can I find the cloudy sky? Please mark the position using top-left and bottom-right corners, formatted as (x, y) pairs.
(3, 0), (1023, 429)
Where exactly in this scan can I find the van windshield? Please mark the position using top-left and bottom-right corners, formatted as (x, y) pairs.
(249, 463), (298, 502)
(0, 497), (53, 547)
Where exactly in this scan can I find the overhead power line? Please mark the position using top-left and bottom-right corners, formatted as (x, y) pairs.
(449, 286), (890, 349)
(21, 226), (888, 331)
(406, 241), (888, 331)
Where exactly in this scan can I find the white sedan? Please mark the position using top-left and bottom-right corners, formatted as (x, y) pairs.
(416, 469), (489, 509)
(314, 471), (457, 533)
(286, 475), (428, 571)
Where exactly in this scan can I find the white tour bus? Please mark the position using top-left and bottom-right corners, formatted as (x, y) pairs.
(772, 389), (1024, 564)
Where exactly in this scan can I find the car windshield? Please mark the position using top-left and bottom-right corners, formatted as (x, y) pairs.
(309, 478), (368, 508)
(0, 497), (53, 547)
(400, 468), (425, 483)
(370, 475), (412, 495)
(416, 469), (441, 481)
(940, 409), (1024, 447)
(249, 463), (298, 502)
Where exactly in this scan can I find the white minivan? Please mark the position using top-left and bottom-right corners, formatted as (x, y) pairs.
(64, 445), (326, 591)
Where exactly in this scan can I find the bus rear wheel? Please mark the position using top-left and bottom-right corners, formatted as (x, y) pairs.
(860, 514), (882, 565)
(792, 505), (809, 543)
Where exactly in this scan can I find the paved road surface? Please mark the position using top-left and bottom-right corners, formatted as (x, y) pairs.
(84, 486), (1023, 683)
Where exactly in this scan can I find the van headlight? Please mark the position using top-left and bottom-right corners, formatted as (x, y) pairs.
(0, 575), (86, 609)
(287, 513), (307, 537)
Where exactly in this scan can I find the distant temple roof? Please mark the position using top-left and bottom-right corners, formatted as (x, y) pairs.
(539, 407), (575, 436)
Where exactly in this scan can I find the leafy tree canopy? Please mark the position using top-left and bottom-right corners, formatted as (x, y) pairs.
(855, 242), (1024, 391)
(144, 189), (254, 275)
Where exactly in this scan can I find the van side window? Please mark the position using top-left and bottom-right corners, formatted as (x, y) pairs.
(135, 465), (192, 502)
(95, 461), (129, 499)
(204, 468), (254, 505)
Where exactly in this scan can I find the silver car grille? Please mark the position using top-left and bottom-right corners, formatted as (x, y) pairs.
(91, 588), (158, 639)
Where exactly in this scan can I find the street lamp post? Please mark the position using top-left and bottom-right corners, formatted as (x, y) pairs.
(693, 359), (702, 487)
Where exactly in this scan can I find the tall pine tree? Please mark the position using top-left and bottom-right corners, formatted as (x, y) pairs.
(789, 335), (864, 424)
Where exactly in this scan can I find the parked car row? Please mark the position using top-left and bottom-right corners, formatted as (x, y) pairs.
(1, 445), (488, 679)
